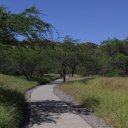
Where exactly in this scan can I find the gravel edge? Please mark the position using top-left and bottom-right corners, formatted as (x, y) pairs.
(53, 85), (112, 128)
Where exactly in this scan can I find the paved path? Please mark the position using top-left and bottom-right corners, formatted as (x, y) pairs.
(29, 79), (92, 128)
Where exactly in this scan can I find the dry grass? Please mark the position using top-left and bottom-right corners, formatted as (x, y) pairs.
(91, 77), (128, 90)
(59, 76), (128, 128)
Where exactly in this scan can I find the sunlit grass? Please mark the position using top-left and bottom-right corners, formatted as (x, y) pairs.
(59, 76), (128, 128)
(0, 74), (37, 92)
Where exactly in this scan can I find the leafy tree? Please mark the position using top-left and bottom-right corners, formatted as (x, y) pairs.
(0, 6), (52, 45)
(113, 53), (128, 75)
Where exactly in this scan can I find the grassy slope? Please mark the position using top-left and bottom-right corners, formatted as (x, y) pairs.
(0, 74), (38, 92)
(0, 73), (59, 128)
(59, 76), (128, 128)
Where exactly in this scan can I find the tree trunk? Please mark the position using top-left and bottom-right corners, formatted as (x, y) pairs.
(71, 65), (76, 77)
(71, 69), (74, 77)
(62, 62), (66, 82)
(125, 64), (128, 75)
(63, 74), (66, 82)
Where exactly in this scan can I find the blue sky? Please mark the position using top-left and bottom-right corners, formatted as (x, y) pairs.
(1, 0), (128, 44)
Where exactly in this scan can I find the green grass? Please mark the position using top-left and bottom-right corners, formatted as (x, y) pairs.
(59, 76), (128, 128)
(0, 74), (38, 92)
(0, 73), (59, 128)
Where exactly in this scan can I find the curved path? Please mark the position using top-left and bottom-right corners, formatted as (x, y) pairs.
(29, 79), (92, 128)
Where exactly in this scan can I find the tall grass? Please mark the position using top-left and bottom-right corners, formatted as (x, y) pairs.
(0, 73), (59, 128)
(0, 74), (37, 128)
(0, 87), (25, 128)
(59, 77), (128, 128)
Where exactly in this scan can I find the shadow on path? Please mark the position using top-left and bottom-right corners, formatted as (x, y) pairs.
(30, 100), (79, 126)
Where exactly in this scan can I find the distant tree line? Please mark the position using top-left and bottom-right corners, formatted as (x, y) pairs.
(0, 6), (128, 82)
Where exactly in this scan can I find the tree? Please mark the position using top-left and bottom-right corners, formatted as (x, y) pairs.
(0, 6), (52, 45)
(114, 53), (128, 75)
(62, 37), (79, 77)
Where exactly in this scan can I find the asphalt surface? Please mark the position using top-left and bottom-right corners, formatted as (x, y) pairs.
(29, 79), (92, 128)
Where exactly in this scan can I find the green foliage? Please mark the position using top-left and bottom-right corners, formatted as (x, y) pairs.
(0, 5), (128, 128)
(1, 37), (128, 79)
(0, 6), (128, 77)
(99, 38), (128, 76)
(0, 5), (51, 44)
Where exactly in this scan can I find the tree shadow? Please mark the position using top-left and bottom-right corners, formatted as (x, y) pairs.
(0, 87), (25, 108)
(29, 100), (79, 126)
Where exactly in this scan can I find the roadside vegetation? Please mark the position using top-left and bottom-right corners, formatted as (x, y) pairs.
(59, 76), (128, 128)
(0, 5), (128, 128)
(0, 73), (59, 128)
